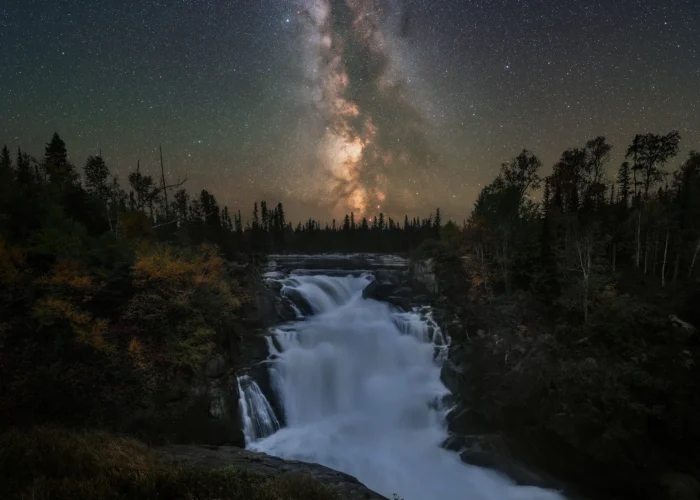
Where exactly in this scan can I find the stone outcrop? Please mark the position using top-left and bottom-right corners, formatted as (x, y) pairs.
(159, 445), (387, 500)
(412, 258), (438, 295)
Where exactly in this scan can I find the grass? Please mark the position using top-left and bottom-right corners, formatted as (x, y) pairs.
(0, 427), (340, 500)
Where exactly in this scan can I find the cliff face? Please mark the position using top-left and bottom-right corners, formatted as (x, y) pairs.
(159, 445), (387, 500)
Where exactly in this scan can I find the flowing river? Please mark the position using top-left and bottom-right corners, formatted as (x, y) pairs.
(239, 266), (566, 500)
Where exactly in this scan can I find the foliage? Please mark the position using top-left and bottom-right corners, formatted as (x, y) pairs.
(0, 427), (340, 500)
(447, 132), (700, 495)
(0, 133), (254, 432)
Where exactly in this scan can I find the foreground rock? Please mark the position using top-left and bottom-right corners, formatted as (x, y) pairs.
(159, 445), (387, 500)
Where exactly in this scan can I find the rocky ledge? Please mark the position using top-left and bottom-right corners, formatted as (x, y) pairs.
(159, 445), (387, 500)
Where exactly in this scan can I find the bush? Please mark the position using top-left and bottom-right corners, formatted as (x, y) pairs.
(0, 427), (340, 500)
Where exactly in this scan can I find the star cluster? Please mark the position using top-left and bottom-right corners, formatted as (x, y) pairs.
(1, 0), (698, 221)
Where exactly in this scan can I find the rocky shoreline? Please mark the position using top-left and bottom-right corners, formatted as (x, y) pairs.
(159, 444), (387, 500)
(165, 253), (584, 499)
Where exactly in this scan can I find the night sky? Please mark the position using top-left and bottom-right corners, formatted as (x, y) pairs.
(1, 0), (699, 222)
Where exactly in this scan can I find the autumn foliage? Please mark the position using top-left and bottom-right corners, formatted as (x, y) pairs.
(0, 229), (249, 430)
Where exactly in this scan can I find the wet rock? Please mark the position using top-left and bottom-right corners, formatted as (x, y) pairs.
(267, 279), (283, 292)
(159, 445), (387, 500)
(282, 288), (314, 316)
(459, 449), (549, 488)
(386, 296), (410, 310)
(275, 297), (299, 322)
(394, 286), (413, 297)
(374, 269), (402, 285)
(361, 280), (396, 302)
(205, 354), (228, 378)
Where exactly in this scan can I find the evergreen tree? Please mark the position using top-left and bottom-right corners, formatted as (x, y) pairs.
(617, 162), (631, 207)
(434, 208), (441, 239)
(0, 145), (11, 173)
(83, 155), (110, 201)
(16, 148), (33, 185)
(44, 132), (77, 188)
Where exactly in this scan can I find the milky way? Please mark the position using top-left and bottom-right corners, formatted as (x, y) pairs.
(298, 0), (443, 218)
(1, 0), (698, 222)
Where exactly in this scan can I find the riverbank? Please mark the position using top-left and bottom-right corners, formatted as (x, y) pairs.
(413, 241), (700, 500)
(0, 427), (383, 500)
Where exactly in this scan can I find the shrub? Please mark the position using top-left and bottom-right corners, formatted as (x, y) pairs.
(0, 427), (340, 500)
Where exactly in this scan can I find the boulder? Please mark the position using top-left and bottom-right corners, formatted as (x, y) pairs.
(374, 269), (402, 285)
(159, 445), (387, 500)
(275, 297), (299, 322)
(362, 280), (396, 301)
(670, 314), (697, 342)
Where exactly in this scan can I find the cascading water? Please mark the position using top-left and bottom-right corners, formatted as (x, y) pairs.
(242, 272), (566, 500)
(237, 375), (280, 445)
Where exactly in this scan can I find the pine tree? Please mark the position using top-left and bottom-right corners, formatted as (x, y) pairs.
(434, 208), (442, 239)
(252, 202), (259, 230)
(16, 147), (33, 185)
(83, 155), (110, 200)
(44, 132), (76, 188)
(261, 201), (268, 232)
(235, 210), (243, 234)
(0, 145), (11, 173)
(617, 162), (631, 207)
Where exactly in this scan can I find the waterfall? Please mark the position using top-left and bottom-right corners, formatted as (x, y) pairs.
(237, 375), (280, 445)
(241, 272), (566, 500)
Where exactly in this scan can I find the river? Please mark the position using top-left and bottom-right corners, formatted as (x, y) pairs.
(238, 257), (566, 500)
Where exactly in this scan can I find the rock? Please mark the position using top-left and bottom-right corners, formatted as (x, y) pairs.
(386, 296), (410, 310)
(412, 259), (438, 295)
(158, 445), (387, 500)
(393, 286), (413, 297)
(659, 471), (700, 500)
(267, 279), (283, 291)
(275, 297), (299, 321)
(205, 354), (228, 378)
(460, 449), (549, 488)
(361, 280), (396, 302)
(670, 314), (697, 342)
(282, 288), (314, 316)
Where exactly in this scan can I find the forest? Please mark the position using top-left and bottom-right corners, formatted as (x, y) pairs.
(1, 130), (699, 498)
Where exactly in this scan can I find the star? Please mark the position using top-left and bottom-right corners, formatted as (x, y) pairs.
(0, 0), (696, 223)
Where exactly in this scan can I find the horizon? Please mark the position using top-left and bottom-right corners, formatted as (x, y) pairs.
(2, 0), (698, 222)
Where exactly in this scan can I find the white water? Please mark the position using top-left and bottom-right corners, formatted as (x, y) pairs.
(244, 273), (566, 500)
(237, 375), (280, 445)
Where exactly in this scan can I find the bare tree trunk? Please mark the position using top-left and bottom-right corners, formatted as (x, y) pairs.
(652, 231), (659, 275)
(160, 145), (169, 220)
(661, 230), (669, 287)
(644, 229), (651, 275)
(673, 252), (680, 283)
(577, 237), (591, 323)
(689, 237), (700, 279)
(635, 211), (641, 268)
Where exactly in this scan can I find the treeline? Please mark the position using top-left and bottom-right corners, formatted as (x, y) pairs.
(465, 131), (700, 320)
(458, 131), (700, 498)
(0, 134), (253, 432)
(0, 133), (444, 256)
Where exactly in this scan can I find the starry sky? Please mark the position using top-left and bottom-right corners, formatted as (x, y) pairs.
(1, 0), (699, 222)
